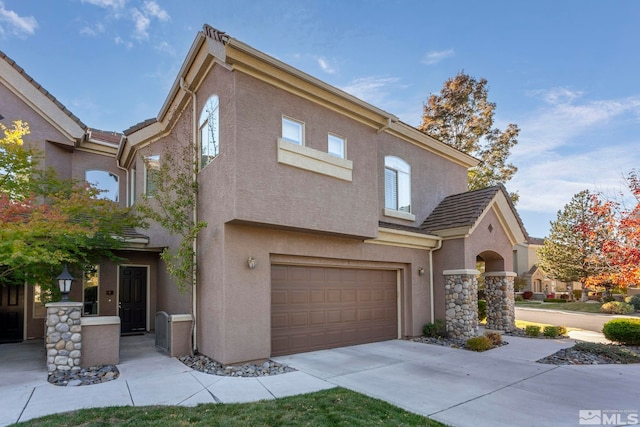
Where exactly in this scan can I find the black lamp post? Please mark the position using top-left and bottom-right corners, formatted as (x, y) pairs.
(57, 265), (74, 302)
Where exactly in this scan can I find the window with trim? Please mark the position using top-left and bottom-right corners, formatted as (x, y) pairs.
(33, 285), (50, 318)
(83, 266), (99, 316)
(199, 95), (220, 169)
(85, 170), (119, 202)
(130, 167), (137, 206)
(384, 156), (411, 213)
(144, 154), (160, 195)
(282, 116), (304, 145)
(328, 133), (345, 159)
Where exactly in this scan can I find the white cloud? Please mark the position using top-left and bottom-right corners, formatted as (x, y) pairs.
(421, 49), (454, 65)
(316, 57), (336, 74)
(81, 0), (127, 9)
(154, 40), (175, 55)
(131, 7), (151, 40)
(340, 76), (403, 106)
(79, 22), (105, 36)
(0, 1), (38, 37)
(142, 0), (169, 21)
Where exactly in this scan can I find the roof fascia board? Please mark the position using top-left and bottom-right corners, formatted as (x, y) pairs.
(0, 60), (85, 142)
(366, 227), (441, 250)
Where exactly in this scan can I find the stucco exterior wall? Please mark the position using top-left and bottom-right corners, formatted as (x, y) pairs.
(464, 208), (515, 271)
(195, 223), (432, 364)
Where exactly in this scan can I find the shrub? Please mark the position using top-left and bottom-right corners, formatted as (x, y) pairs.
(602, 319), (640, 345)
(423, 319), (447, 337)
(525, 325), (541, 337)
(573, 289), (582, 300)
(543, 326), (560, 337)
(600, 301), (635, 315)
(625, 295), (640, 310)
(465, 336), (493, 352)
(523, 291), (533, 300)
(560, 294), (569, 300)
(556, 326), (567, 335)
(484, 331), (502, 346)
(478, 299), (487, 322)
(543, 298), (567, 303)
(515, 295), (523, 302)
(602, 295), (616, 303)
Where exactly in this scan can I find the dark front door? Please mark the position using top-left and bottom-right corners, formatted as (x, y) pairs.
(119, 266), (147, 334)
(0, 284), (24, 343)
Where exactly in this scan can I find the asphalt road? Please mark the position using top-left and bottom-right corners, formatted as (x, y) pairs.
(515, 307), (637, 332)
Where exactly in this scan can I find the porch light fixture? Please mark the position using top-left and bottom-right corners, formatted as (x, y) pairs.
(247, 256), (257, 269)
(418, 267), (425, 276)
(57, 265), (74, 302)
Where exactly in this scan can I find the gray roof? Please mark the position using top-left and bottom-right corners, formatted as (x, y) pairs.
(419, 185), (529, 238)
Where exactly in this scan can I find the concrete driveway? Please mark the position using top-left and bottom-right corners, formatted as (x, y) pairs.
(274, 336), (640, 427)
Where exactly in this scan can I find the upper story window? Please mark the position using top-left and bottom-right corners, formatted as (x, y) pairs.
(199, 95), (220, 169)
(144, 154), (160, 196)
(328, 133), (345, 159)
(384, 156), (411, 213)
(85, 170), (119, 202)
(282, 116), (304, 145)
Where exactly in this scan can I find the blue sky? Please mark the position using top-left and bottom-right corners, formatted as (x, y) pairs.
(1, 0), (639, 238)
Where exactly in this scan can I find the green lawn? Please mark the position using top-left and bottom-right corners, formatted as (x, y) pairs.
(516, 301), (603, 313)
(17, 388), (447, 427)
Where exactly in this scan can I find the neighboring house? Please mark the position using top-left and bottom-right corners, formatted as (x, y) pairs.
(1, 25), (529, 363)
(513, 237), (578, 295)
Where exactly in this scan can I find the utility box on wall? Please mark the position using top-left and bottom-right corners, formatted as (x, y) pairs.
(155, 311), (193, 357)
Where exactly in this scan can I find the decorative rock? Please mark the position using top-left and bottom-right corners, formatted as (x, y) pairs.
(179, 354), (296, 377)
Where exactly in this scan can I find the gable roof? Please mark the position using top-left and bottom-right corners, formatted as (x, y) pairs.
(0, 50), (86, 142)
(419, 185), (528, 245)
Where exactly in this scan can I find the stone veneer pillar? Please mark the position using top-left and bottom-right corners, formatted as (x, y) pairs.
(443, 269), (479, 338)
(483, 271), (516, 332)
(45, 302), (83, 373)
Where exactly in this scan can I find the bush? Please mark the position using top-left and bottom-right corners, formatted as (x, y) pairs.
(543, 326), (560, 337)
(525, 325), (541, 336)
(560, 294), (569, 300)
(602, 319), (640, 345)
(522, 291), (533, 300)
(515, 295), (523, 302)
(478, 299), (487, 322)
(602, 295), (616, 303)
(573, 289), (582, 300)
(600, 301), (635, 315)
(625, 295), (640, 310)
(423, 319), (447, 337)
(465, 336), (493, 352)
(543, 298), (567, 303)
(556, 326), (567, 335)
(484, 331), (502, 346)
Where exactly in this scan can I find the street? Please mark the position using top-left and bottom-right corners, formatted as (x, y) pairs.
(515, 307), (637, 332)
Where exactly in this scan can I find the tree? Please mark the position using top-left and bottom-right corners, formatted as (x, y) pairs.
(537, 190), (612, 301)
(0, 121), (140, 290)
(587, 170), (640, 289)
(135, 134), (206, 294)
(419, 72), (520, 202)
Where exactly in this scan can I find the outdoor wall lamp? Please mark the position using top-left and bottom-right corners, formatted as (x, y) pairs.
(418, 267), (425, 276)
(247, 256), (257, 269)
(57, 265), (74, 302)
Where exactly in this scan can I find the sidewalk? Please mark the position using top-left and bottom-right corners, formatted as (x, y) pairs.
(2, 332), (639, 427)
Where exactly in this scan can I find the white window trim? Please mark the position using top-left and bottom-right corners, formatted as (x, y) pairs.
(144, 154), (160, 195)
(384, 156), (413, 220)
(282, 116), (304, 146)
(277, 138), (353, 181)
(328, 133), (346, 159)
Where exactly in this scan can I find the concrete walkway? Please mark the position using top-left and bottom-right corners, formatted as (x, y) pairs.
(2, 333), (639, 426)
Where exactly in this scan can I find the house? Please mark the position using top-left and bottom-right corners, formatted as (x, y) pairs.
(1, 24), (529, 364)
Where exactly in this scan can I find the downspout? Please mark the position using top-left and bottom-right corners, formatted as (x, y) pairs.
(428, 238), (443, 322)
(180, 77), (198, 354)
(115, 134), (129, 207)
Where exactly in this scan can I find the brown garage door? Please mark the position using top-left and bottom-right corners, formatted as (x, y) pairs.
(271, 265), (398, 356)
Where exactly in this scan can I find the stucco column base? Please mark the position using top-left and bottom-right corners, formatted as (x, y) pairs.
(443, 270), (479, 338)
(483, 272), (516, 332)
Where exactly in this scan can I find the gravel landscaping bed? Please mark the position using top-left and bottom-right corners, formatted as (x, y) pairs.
(179, 354), (296, 377)
(409, 336), (508, 350)
(48, 365), (120, 386)
(537, 343), (640, 365)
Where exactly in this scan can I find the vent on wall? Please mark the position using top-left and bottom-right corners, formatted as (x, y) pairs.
(155, 311), (170, 353)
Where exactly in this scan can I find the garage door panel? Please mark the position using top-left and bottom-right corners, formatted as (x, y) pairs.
(272, 265), (398, 356)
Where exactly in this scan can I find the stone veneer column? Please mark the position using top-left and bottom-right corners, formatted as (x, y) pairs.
(443, 269), (479, 338)
(483, 271), (516, 332)
(45, 302), (83, 373)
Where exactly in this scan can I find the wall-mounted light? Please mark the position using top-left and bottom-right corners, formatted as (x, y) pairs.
(418, 267), (425, 276)
(247, 256), (257, 269)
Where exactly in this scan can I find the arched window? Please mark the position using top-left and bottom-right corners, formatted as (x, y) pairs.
(199, 95), (219, 169)
(85, 170), (119, 202)
(384, 156), (411, 213)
